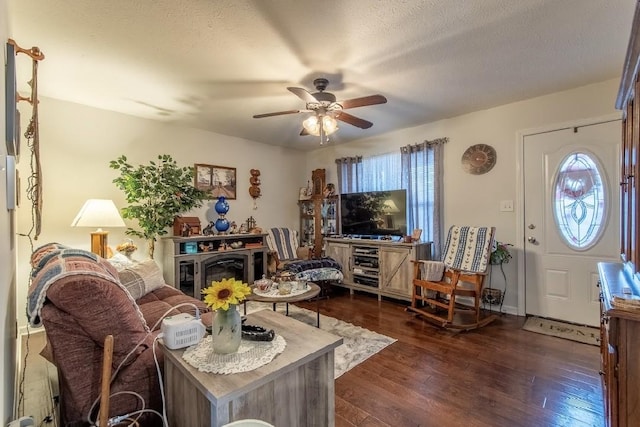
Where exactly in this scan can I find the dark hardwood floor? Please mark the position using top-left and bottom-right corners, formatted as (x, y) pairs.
(298, 288), (604, 427)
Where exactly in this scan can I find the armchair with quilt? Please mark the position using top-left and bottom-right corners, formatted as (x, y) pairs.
(265, 227), (311, 273)
(407, 225), (497, 330)
(265, 227), (343, 286)
(27, 243), (212, 426)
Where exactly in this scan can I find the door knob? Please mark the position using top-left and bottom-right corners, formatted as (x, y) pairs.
(527, 236), (537, 244)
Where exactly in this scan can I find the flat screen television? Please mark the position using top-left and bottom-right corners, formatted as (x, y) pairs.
(340, 189), (407, 238)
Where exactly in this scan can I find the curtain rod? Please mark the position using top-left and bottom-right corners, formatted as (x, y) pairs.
(8, 38), (45, 61)
(401, 137), (449, 153)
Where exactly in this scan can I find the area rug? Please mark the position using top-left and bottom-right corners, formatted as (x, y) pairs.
(244, 302), (397, 378)
(522, 316), (599, 346)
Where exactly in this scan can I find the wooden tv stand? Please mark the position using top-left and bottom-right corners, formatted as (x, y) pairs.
(325, 237), (431, 300)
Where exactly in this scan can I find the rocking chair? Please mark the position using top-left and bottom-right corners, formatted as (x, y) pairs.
(407, 225), (497, 330)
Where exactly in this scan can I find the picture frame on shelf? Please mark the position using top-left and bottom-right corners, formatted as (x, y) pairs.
(194, 163), (237, 200)
(299, 187), (311, 200)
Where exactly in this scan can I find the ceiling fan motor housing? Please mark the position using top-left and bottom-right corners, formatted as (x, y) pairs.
(313, 78), (329, 91)
(309, 78), (337, 107)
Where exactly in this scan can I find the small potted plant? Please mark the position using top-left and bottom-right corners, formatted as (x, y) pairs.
(483, 241), (513, 309)
(490, 241), (513, 265)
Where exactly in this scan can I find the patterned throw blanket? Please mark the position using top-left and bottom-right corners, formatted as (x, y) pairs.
(441, 226), (493, 273)
(27, 243), (148, 330)
(284, 257), (342, 274)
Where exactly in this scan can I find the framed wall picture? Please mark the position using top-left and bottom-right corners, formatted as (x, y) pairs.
(5, 42), (18, 156)
(194, 163), (237, 199)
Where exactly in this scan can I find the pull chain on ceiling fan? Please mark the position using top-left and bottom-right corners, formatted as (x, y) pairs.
(253, 78), (387, 144)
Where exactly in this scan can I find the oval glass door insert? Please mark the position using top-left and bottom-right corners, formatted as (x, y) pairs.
(552, 152), (606, 250)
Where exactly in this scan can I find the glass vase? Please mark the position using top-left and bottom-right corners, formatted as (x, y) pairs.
(211, 305), (241, 354)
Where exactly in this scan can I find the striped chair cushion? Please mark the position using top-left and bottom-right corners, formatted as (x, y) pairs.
(442, 226), (494, 273)
(266, 228), (300, 261)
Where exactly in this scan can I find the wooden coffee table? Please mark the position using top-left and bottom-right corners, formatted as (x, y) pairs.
(244, 282), (322, 327)
(162, 309), (342, 426)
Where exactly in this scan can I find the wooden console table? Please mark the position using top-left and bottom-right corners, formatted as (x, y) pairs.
(162, 309), (342, 427)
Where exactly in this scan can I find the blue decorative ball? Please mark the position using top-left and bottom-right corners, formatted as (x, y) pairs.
(215, 197), (229, 215)
(215, 217), (230, 232)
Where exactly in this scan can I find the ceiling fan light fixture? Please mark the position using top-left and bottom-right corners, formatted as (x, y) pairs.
(303, 115), (319, 134)
(303, 114), (338, 136)
(322, 115), (338, 134)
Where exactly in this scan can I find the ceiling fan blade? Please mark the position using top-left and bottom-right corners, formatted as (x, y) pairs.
(287, 87), (318, 103)
(336, 111), (373, 129)
(253, 110), (304, 118)
(339, 94), (387, 109)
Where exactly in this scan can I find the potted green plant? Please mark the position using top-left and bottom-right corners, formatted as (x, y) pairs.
(110, 154), (209, 258)
(483, 241), (513, 309)
(490, 241), (513, 265)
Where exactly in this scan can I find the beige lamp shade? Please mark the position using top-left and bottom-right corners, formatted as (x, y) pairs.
(71, 199), (125, 257)
(71, 199), (126, 228)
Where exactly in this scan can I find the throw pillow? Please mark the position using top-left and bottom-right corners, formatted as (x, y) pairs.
(118, 259), (166, 300)
(107, 253), (136, 271)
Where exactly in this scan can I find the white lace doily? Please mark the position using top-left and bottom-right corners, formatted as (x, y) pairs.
(252, 282), (309, 299)
(182, 335), (286, 374)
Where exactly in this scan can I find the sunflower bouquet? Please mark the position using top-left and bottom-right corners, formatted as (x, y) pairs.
(202, 277), (252, 311)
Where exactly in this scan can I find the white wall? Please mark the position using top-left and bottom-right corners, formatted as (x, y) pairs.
(11, 76), (622, 327)
(305, 78), (621, 313)
(15, 96), (308, 329)
(1, 0), (18, 422)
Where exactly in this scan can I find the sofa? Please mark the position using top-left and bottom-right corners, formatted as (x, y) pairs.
(27, 243), (212, 427)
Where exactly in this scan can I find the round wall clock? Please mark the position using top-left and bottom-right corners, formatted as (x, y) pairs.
(461, 144), (497, 175)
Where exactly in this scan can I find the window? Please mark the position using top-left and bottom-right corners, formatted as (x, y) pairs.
(552, 152), (607, 250)
(337, 139), (445, 257)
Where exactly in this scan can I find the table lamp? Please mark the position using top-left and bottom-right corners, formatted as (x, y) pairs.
(71, 199), (126, 257)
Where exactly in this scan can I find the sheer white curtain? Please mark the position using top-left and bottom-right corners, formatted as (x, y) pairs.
(401, 138), (447, 259)
(335, 156), (363, 194)
(335, 153), (402, 193)
(336, 138), (445, 257)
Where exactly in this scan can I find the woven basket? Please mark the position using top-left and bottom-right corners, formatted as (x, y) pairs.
(481, 288), (502, 304)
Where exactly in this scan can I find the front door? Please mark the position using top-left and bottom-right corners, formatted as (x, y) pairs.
(523, 120), (620, 326)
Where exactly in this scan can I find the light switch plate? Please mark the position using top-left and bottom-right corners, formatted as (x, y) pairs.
(500, 200), (514, 212)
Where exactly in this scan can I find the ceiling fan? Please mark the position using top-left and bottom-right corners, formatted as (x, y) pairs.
(252, 78), (387, 141)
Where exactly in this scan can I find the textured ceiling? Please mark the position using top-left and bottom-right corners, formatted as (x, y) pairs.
(7, 0), (636, 150)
